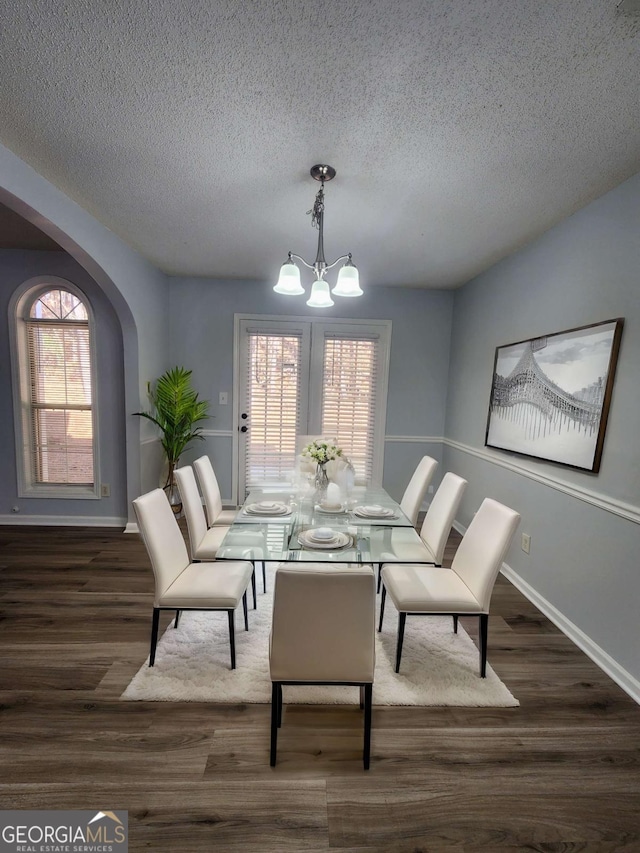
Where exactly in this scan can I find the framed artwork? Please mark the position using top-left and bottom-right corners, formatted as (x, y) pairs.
(485, 318), (624, 472)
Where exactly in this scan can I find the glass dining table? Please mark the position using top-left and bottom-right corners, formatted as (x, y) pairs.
(216, 484), (437, 566)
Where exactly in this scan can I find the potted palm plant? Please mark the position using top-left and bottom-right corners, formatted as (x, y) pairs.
(135, 366), (210, 511)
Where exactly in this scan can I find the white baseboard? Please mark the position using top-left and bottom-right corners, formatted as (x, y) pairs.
(452, 519), (640, 705)
(124, 522), (139, 534)
(500, 562), (640, 705)
(0, 514), (127, 528)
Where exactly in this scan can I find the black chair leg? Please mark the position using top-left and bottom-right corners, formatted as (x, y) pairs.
(277, 683), (283, 728)
(376, 563), (382, 594)
(270, 682), (279, 767)
(363, 683), (373, 770)
(479, 613), (488, 677)
(228, 609), (236, 669)
(378, 585), (386, 632)
(149, 607), (160, 666)
(452, 614), (458, 634)
(174, 610), (181, 629)
(395, 612), (406, 673)
(251, 567), (257, 609)
(262, 561), (267, 593)
(243, 590), (249, 631)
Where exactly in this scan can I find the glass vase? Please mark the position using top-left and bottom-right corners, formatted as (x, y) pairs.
(314, 462), (329, 498)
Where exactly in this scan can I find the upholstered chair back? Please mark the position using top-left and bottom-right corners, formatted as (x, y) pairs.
(193, 455), (223, 526)
(399, 455), (438, 525)
(451, 498), (521, 611)
(174, 466), (208, 557)
(133, 488), (189, 604)
(419, 473), (468, 565)
(270, 564), (376, 683)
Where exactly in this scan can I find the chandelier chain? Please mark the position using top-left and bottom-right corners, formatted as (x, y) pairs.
(308, 184), (325, 230)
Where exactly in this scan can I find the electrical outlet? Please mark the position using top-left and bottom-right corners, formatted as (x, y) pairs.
(521, 533), (531, 554)
(219, 391), (228, 405)
(101, 484), (110, 497)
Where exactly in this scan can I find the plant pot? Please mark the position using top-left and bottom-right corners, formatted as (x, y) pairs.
(163, 473), (182, 516)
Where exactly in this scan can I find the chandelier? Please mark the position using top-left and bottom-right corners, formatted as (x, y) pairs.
(274, 164), (362, 307)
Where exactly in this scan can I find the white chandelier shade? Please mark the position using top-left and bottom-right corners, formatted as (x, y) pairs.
(273, 164), (362, 306)
(306, 279), (334, 308)
(332, 261), (362, 297)
(273, 262), (304, 295)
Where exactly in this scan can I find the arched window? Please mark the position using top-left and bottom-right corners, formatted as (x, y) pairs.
(11, 279), (98, 497)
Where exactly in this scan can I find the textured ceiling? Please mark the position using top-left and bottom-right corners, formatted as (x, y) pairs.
(0, 0), (638, 289)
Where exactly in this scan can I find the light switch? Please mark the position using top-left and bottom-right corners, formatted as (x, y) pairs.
(219, 392), (228, 405)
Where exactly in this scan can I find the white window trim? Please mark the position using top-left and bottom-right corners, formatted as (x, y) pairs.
(232, 313), (391, 503)
(9, 276), (101, 499)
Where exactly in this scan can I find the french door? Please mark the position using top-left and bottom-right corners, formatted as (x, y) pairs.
(235, 316), (391, 501)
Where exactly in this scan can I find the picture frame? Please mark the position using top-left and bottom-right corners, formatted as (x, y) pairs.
(485, 318), (624, 472)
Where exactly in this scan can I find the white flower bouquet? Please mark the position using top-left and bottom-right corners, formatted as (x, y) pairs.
(301, 438), (345, 465)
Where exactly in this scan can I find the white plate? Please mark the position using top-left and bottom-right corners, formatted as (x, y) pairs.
(306, 529), (337, 543)
(244, 503), (290, 516)
(354, 505), (395, 518)
(298, 531), (351, 550)
(316, 503), (346, 514)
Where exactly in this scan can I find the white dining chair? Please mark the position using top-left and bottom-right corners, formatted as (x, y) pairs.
(174, 465), (230, 560)
(133, 488), (253, 669)
(269, 563), (376, 769)
(193, 455), (238, 527)
(376, 471), (468, 592)
(399, 455), (438, 526)
(175, 464), (266, 606)
(379, 497), (520, 677)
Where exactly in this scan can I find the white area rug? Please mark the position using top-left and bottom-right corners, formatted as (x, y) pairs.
(122, 579), (518, 707)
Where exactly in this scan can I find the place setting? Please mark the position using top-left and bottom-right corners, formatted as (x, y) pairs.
(352, 503), (398, 520)
(315, 498), (347, 515)
(297, 526), (352, 551)
(242, 500), (292, 518)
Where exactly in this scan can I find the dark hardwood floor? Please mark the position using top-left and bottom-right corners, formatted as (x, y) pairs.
(0, 524), (639, 852)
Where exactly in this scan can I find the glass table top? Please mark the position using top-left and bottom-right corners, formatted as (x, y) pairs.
(217, 486), (436, 565)
(234, 485), (414, 527)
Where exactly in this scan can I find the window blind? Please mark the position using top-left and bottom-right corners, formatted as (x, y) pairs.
(244, 331), (302, 491)
(27, 320), (94, 485)
(321, 334), (379, 483)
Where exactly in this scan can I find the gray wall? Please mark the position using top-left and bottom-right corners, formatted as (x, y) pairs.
(168, 279), (454, 502)
(0, 250), (128, 522)
(444, 172), (640, 689)
(0, 141), (171, 522)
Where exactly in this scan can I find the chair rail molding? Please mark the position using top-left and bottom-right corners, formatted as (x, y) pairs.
(384, 435), (443, 443)
(445, 438), (640, 526)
